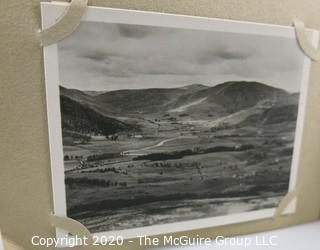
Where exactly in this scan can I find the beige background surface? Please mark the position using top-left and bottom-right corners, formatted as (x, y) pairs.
(0, 1), (320, 250)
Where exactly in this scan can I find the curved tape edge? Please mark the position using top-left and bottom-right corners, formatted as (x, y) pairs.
(2, 234), (26, 250)
(40, 0), (88, 47)
(49, 214), (93, 245)
(294, 19), (320, 61)
(274, 190), (298, 218)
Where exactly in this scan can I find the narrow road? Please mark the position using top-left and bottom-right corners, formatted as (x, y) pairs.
(121, 136), (181, 156)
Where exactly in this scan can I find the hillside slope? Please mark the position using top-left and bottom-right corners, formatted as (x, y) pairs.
(60, 95), (137, 139)
(60, 81), (297, 130)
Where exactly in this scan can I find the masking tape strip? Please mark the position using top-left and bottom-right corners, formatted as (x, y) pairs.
(49, 214), (93, 245)
(40, 0), (88, 47)
(294, 19), (320, 61)
(2, 235), (25, 250)
(273, 190), (298, 218)
(274, 19), (318, 218)
(0, 231), (4, 250)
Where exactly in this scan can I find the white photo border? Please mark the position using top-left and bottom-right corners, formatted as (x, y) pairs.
(41, 1), (319, 241)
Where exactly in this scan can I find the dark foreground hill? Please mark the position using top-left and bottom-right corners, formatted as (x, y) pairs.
(60, 95), (137, 140)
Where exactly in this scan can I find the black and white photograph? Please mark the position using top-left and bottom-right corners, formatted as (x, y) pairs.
(42, 3), (316, 237)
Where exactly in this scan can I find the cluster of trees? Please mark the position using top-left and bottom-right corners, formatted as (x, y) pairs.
(64, 155), (84, 161)
(82, 167), (128, 175)
(134, 144), (254, 161)
(86, 153), (119, 162)
(149, 161), (201, 169)
(65, 177), (128, 188)
(64, 152), (120, 162)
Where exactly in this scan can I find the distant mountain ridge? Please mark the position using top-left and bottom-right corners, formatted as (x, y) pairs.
(61, 81), (290, 115)
(59, 81), (299, 140)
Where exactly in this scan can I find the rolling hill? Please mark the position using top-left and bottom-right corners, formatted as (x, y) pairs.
(60, 95), (138, 141)
(61, 81), (290, 114)
(60, 81), (299, 136)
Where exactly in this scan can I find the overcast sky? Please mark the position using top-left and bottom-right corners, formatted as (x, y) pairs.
(58, 21), (305, 93)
